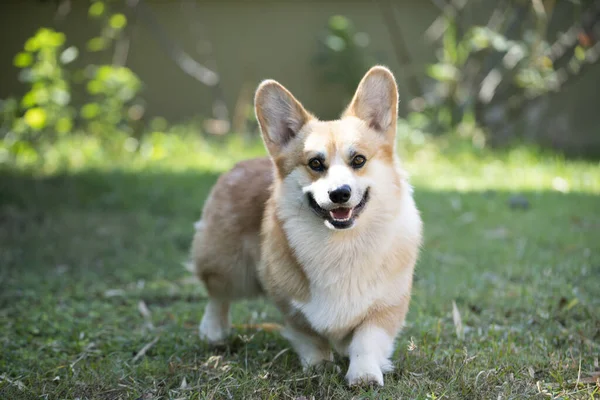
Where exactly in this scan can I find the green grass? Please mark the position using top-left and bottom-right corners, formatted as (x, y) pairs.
(1, 132), (599, 399)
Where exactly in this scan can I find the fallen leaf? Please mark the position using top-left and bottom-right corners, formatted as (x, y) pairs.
(138, 301), (152, 319)
(232, 323), (283, 332)
(452, 301), (464, 340)
(407, 336), (417, 352)
(132, 336), (160, 362)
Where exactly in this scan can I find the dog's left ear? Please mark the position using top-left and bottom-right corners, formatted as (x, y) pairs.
(344, 66), (398, 140)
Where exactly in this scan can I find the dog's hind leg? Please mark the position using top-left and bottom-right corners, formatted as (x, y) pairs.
(196, 265), (235, 344)
(192, 220), (232, 344)
(192, 217), (263, 345)
(199, 297), (230, 344)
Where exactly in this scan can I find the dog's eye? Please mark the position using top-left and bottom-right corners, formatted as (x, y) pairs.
(351, 155), (367, 168)
(308, 158), (325, 172)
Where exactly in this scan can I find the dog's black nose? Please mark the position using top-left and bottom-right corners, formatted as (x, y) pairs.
(329, 185), (352, 204)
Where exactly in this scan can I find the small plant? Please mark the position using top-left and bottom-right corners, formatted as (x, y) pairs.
(82, 65), (142, 137)
(1, 28), (77, 163)
(412, 1), (598, 149)
(0, 1), (147, 166)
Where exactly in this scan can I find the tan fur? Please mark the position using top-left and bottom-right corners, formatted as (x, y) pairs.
(192, 158), (271, 299)
(259, 195), (311, 304)
(192, 66), (423, 386)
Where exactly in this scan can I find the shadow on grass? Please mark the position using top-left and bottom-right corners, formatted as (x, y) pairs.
(0, 168), (599, 399)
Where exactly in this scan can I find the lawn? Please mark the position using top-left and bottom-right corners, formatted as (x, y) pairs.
(1, 132), (599, 399)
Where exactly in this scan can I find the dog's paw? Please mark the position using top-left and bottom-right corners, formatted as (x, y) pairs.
(199, 314), (229, 345)
(345, 361), (384, 387)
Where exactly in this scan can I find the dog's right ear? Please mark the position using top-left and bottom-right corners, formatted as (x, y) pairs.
(255, 80), (311, 156)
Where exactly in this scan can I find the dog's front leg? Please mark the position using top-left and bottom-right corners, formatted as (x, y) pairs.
(345, 325), (394, 386)
(283, 322), (333, 370)
(199, 299), (231, 344)
(345, 303), (408, 386)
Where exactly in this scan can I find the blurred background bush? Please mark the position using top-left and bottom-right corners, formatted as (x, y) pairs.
(1, 0), (599, 166)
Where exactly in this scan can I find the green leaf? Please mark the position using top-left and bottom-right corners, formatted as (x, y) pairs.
(21, 91), (37, 108)
(13, 52), (33, 68)
(427, 63), (459, 82)
(37, 28), (65, 48)
(443, 19), (458, 63)
(81, 103), (100, 119)
(329, 15), (349, 31)
(96, 65), (113, 81)
(109, 13), (127, 30)
(31, 85), (50, 105)
(24, 107), (47, 130)
(469, 27), (490, 50)
(87, 80), (103, 95)
(55, 117), (73, 134)
(87, 37), (107, 52)
(89, 1), (105, 18)
(574, 45), (586, 61)
(24, 37), (39, 52)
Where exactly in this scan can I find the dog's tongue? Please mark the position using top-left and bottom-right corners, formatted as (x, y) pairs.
(330, 208), (352, 220)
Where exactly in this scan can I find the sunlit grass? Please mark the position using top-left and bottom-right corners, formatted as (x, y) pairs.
(5, 127), (599, 194)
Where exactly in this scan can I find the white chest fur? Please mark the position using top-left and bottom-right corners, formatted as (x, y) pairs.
(289, 265), (412, 335)
(279, 199), (417, 334)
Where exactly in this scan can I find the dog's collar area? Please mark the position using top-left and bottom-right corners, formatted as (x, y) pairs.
(306, 188), (370, 230)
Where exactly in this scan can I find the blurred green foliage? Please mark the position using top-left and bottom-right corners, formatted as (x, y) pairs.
(0, 1), (146, 166)
(3, 28), (75, 164)
(314, 15), (377, 103)
(414, 2), (595, 147)
(83, 65), (141, 136)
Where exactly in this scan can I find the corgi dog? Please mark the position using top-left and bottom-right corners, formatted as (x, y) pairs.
(191, 66), (422, 386)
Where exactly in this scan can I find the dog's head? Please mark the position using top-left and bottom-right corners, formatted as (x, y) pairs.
(255, 66), (402, 231)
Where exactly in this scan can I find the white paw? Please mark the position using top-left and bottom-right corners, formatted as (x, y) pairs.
(199, 312), (229, 344)
(345, 359), (384, 387)
(281, 325), (333, 371)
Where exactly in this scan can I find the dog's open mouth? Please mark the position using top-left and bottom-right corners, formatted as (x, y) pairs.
(307, 188), (370, 230)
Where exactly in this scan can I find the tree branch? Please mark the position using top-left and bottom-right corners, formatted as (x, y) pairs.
(377, 0), (424, 100)
(129, 0), (219, 87)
